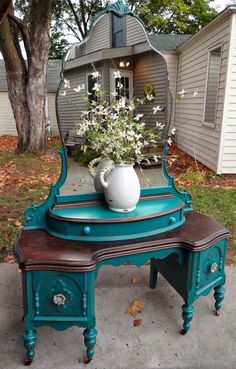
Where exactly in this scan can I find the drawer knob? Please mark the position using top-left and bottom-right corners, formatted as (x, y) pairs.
(169, 217), (177, 224)
(210, 263), (218, 273)
(83, 226), (91, 235)
(53, 294), (66, 306)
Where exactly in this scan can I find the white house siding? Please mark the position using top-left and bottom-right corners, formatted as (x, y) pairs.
(218, 13), (236, 174)
(85, 14), (110, 55)
(0, 92), (58, 136)
(134, 51), (168, 130)
(175, 16), (231, 172)
(162, 51), (178, 128)
(126, 16), (146, 46)
(58, 66), (103, 135)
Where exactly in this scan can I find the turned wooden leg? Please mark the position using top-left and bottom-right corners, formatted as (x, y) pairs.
(214, 285), (225, 316)
(180, 303), (194, 335)
(83, 327), (97, 364)
(23, 329), (37, 365)
(150, 258), (158, 289)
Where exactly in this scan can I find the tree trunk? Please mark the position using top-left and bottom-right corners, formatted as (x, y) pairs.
(0, 0), (52, 153)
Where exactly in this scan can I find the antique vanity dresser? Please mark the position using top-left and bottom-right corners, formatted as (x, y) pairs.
(14, 0), (229, 365)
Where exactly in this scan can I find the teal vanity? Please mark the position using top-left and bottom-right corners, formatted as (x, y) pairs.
(14, 1), (229, 365)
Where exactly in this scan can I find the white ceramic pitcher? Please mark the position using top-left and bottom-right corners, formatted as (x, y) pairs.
(89, 157), (114, 192)
(99, 164), (140, 212)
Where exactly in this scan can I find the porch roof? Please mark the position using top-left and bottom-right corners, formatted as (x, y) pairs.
(0, 60), (61, 92)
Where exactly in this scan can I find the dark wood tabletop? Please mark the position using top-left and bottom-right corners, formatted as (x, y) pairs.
(14, 211), (229, 272)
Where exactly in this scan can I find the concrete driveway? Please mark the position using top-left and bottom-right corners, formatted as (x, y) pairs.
(0, 264), (235, 369)
(60, 158), (166, 194)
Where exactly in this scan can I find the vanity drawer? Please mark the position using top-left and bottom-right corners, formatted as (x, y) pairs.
(196, 240), (227, 293)
(32, 271), (88, 318)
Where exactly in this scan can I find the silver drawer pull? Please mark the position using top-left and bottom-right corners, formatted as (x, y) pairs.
(53, 294), (66, 305)
(210, 263), (218, 273)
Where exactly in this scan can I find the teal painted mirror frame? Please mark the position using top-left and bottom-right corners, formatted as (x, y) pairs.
(24, 0), (192, 236)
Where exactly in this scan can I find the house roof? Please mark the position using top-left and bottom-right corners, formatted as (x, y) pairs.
(147, 34), (192, 51)
(0, 59), (61, 92)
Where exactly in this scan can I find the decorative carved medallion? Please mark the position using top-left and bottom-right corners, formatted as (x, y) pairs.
(47, 279), (73, 313)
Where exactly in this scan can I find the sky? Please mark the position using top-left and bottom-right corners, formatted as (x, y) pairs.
(0, 0), (236, 60)
(213, 0), (236, 10)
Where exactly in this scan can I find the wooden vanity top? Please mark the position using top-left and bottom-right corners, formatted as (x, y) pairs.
(14, 211), (229, 272)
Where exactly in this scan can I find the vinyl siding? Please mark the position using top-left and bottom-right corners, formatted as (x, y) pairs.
(85, 14), (110, 55)
(175, 17), (231, 172)
(126, 16), (146, 46)
(134, 51), (168, 130)
(0, 92), (58, 135)
(218, 13), (236, 173)
(58, 66), (103, 135)
(162, 52), (178, 128)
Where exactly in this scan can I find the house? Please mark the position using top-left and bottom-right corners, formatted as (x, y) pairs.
(0, 59), (61, 135)
(60, 3), (236, 174)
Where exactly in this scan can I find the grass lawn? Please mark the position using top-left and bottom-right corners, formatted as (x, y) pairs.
(0, 148), (60, 261)
(0, 137), (235, 265)
(188, 186), (236, 265)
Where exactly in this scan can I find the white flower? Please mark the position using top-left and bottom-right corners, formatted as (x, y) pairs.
(156, 121), (165, 130)
(60, 91), (66, 96)
(167, 137), (172, 145)
(171, 127), (176, 135)
(178, 89), (187, 98)
(92, 71), (101, 79)
(64, 79), (70, 89)
(153, 106), (162, 114)
(117, 82), (123, 89)
(92, 83), (101, 92)
(73, 84), (85, 93)
(134, 114), (144, 121)
(146, 94), (154, 101)
(193, 89), (199, 97)
(112, 91), (118, 97)
(114, 70), (121, 79)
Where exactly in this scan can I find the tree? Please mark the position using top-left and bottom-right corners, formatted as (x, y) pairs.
(132, 0), (218, 34)
(0, 0), (52, 153)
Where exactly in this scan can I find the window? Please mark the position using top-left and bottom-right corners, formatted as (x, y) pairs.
(110, 69), (133, 102)
(87, 74), (98, 103)
(204, 46), (222, 126)
(112, 14), (125, 48)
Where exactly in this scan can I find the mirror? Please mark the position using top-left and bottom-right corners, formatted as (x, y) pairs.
(56, 5), (173, 195)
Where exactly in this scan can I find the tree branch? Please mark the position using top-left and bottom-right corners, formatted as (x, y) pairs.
(8, 13), (31, 60)
(64, 19), (82, 41)
(67, 0), (85, 39)
(9, 17), (27, 71)
(0, 0), (11, 24)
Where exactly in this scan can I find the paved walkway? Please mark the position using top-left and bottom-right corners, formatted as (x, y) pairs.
(60, 158), (166, 194)
(0, 264), (235, 369)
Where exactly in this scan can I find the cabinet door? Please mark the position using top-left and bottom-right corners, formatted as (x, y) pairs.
(195, 240), (227, 296)
(32, 272), (87, 318)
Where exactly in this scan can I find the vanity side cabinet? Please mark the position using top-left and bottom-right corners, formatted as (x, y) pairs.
(193, 239), (227, 300)
(22, 270), (96, 332)
(154, 239), (227, 306)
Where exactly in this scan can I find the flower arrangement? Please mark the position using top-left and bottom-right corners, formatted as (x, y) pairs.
(62, 71), (175, 165)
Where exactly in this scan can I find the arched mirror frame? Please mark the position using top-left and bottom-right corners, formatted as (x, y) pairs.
(24, 0), (192, 236)
(56, 0), (174, 187)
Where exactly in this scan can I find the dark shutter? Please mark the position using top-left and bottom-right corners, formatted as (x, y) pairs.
(112, 15), (125, 48)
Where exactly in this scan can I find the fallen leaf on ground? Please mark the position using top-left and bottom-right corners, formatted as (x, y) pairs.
(3, 255), (15, 263)
(126, 300), (145, 317)
(15, 220), (23, 229)
(133, 319), (142, 327)
(132, 277), (141, 284)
